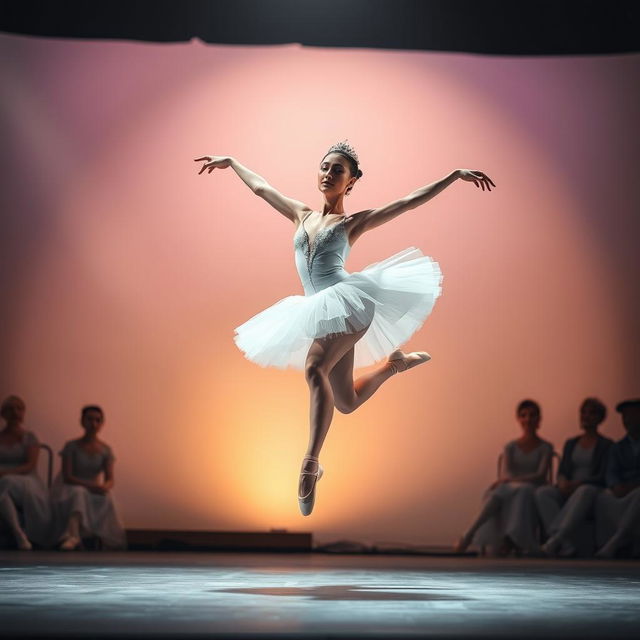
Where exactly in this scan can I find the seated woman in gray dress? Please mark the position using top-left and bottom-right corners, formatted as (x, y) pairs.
(595, 398), (640, 558)
(536, 397), (613, 556)
(52, 405), (126, 550)
(0, 395), (51, 550)
(454, 399), (554, 556)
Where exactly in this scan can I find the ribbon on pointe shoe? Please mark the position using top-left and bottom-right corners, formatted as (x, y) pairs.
(298, 456), (323, 516)
(298, 456), (322, 497)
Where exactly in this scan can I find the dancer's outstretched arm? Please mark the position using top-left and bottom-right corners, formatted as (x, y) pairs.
(194, 155), (311, 223)
(349, 169), (495, 239)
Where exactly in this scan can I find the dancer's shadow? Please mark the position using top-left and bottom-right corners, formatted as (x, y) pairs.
(216, 584), (468, 601)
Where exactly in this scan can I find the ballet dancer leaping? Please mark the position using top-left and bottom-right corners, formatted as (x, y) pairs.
(195, 141), (494, 515)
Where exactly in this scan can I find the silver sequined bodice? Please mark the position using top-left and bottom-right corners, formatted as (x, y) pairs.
(294, 215), (351, 295)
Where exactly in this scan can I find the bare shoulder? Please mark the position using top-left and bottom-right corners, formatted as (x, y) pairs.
(256, 183), (312, 225)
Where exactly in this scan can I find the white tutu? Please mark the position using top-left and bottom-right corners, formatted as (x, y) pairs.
(234, 247), (442, 370)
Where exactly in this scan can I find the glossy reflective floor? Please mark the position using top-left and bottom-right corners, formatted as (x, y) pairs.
(1, 552), (639, 639)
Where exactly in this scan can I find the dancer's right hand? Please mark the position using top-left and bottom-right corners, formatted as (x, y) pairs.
(194, 155), (233, 174)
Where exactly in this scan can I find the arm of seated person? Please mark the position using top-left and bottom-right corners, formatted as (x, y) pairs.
(101, 458), (115, 493)
(62, 455), (106, 494)
(488, 445), (515, 489)
(557, 474), (579, 495)
(509, 447), (552, 484)
(0, 441), (39, 477)
(489, 476), (511, 490)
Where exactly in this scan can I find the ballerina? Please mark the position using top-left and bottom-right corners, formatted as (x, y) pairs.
(195, 141), (494, 515)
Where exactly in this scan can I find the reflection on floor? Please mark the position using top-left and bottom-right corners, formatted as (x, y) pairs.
(1, 552), (639, 639)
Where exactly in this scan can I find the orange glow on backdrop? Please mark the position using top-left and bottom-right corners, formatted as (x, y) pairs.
(1, 34), (639, 544)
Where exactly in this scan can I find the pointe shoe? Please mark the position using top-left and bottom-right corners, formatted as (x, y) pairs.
(59, 535), (81, 551)
(298, 456), (324, 517)
(387, 349), (431, 374)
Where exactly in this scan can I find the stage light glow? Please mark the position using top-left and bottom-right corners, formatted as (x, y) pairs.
(1, 34), (637, 543)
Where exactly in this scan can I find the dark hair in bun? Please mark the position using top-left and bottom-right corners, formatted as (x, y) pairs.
(323, 140), (363, 181)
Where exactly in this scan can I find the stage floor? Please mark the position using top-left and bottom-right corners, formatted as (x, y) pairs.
(1, 552), (639, 639)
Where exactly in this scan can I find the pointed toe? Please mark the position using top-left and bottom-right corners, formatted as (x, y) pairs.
(298, 497), (314, 517)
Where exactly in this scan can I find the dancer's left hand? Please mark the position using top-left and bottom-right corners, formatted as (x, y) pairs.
(458, 169), (495, 191)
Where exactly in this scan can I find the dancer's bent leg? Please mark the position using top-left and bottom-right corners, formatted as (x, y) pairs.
(329, 347), (396, 414)
(300, 326), (369, 498)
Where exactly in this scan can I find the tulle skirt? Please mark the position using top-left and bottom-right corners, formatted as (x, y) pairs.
(234, 247), (442, 370)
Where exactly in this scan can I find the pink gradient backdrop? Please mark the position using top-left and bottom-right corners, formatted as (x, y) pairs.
(1, 34), (638, 544)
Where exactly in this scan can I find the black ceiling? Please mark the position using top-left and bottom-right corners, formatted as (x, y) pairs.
(1, 0), (639, 56)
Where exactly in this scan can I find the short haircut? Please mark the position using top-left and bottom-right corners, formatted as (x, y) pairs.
(517, 399), (541, 416)
(81, 405), (104, 420)
(581, 397), (607, 423)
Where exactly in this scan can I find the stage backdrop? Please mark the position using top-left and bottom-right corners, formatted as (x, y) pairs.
(1, 33), (639, 545)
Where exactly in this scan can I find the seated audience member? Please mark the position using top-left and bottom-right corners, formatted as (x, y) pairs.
(52, 405), (126, 550)
(595, 398), (640, 558)
(455, 399), (553, 556)
(536, 397), (613, 556)
(0, 395), (51, 550)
